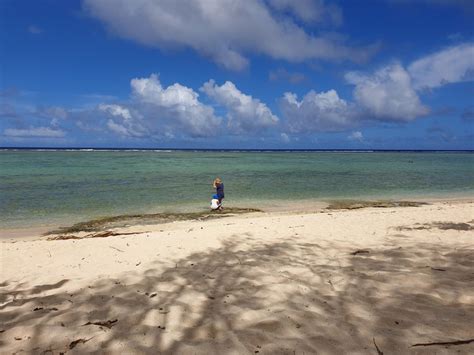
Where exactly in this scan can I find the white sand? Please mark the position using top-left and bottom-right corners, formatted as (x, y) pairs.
(1, 201), (473, 354)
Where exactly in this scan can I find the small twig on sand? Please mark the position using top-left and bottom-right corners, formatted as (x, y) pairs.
(373, 338), (384, 355)
(83, 319), (118, 329)
(69, 337), (93, 350)
(411, 338), (474, 347)
(351, 250), (370, 256)
(109, 246), (124, 253)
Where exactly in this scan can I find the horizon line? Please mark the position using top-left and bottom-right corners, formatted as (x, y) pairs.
(1, 147), (473, 152)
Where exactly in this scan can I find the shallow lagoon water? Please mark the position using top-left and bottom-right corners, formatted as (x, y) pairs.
(1, 150), (473, 229)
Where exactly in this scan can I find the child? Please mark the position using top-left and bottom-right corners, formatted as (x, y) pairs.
(212, 177), (224, 210)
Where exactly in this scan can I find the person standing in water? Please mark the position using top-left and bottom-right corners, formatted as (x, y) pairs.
(213, 177), (224, 209)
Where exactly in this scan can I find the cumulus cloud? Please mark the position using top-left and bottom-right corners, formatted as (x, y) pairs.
(282, 49), (467, 131)
(201, 80), (278, 133)
(72, 75), (282, 139)
(99, 104), (132, 119)
(280, 89), (355, 132)
(4, 127), (65, 138)
(131, 74), (221, 137)
(73, 74), (222, 139)
(346, 63), (428, 121)
(83, 0), (374, 70)
(99, 104), (147, 137)
(408, 43), (474, 90)
(281, 42), (473, 132)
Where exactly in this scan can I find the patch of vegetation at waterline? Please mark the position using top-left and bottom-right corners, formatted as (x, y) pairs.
(45, 207), (262, 236)
(326, 200), (427, 210)
(397, 220), (474, 231)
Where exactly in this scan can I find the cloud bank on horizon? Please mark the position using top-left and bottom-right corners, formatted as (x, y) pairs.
(1, 0), (473, 148)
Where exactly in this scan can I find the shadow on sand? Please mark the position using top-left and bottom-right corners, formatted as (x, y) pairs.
(1, 235), (473, 354)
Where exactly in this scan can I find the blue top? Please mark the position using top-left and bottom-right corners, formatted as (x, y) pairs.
(216, 183), (224, 199)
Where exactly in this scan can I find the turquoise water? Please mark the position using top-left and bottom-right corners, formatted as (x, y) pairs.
(1, 150), (473, 229)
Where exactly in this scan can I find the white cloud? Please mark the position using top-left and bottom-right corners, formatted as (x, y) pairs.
(99, 104), (147, 137)
(4, 127), (65, 138)
(201, 80), (278, 133)
(280, 132), (290, 143)
(348, 131), (363, 141)
(74, 74), (222, 139)
(408, 43), (474, 89)
(131, 74), (221, 137)
(83, 0), (374, 70)
(99, 104), (132, 119)
(106, 119), (131, 136)
(280, 89), (355, 132)
(346, 63), (428, 121)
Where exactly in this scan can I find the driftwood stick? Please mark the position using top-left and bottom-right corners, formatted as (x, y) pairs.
(373, 338), (384, 355)
(351, 250), (370, 256)
(411, 338), (474, 347)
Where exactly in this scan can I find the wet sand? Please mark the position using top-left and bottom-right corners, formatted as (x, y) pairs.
(1, 200), (473, 354)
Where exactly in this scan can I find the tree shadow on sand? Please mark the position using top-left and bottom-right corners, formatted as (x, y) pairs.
(1, 235), (473, 354)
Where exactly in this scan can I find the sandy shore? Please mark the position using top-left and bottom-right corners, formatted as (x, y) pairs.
(1, 200), (473, 354)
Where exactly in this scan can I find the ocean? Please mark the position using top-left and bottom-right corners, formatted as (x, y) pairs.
(1, 149), (473, 230)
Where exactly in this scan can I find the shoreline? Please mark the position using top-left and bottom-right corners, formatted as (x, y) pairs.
(1, 196), (473, 240)
(1, 199), (473, 353)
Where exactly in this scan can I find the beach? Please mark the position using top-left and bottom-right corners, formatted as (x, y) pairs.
(1, 199), (473, 354)
(2, 0), (474, 353)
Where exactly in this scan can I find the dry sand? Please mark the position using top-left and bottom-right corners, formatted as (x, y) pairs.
(1, 200), (473, 354)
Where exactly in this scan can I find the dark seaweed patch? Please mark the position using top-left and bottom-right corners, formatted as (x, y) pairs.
(397, 221), (474, 232)
(326, 200), (426, 210)
(45, 207), (262, 235)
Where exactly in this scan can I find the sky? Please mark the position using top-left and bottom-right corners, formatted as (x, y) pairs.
(0, 0), (473, 149)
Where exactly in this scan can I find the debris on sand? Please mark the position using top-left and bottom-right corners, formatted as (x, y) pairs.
(69, 338), (93, 350)
(411, 338), (474, 347)
(327, 200), (425, 210)
(83, 319), (118, 329)
(373, 338), (384, 354)
(397, 221), (474, 232)
(45, 207), (262, 236)
(33, 307), (58, 312)
(47, 231), (144, 241)
(350, 250), (370, 256)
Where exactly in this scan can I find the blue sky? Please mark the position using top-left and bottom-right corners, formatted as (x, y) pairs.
(1, 0), (473, 149)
